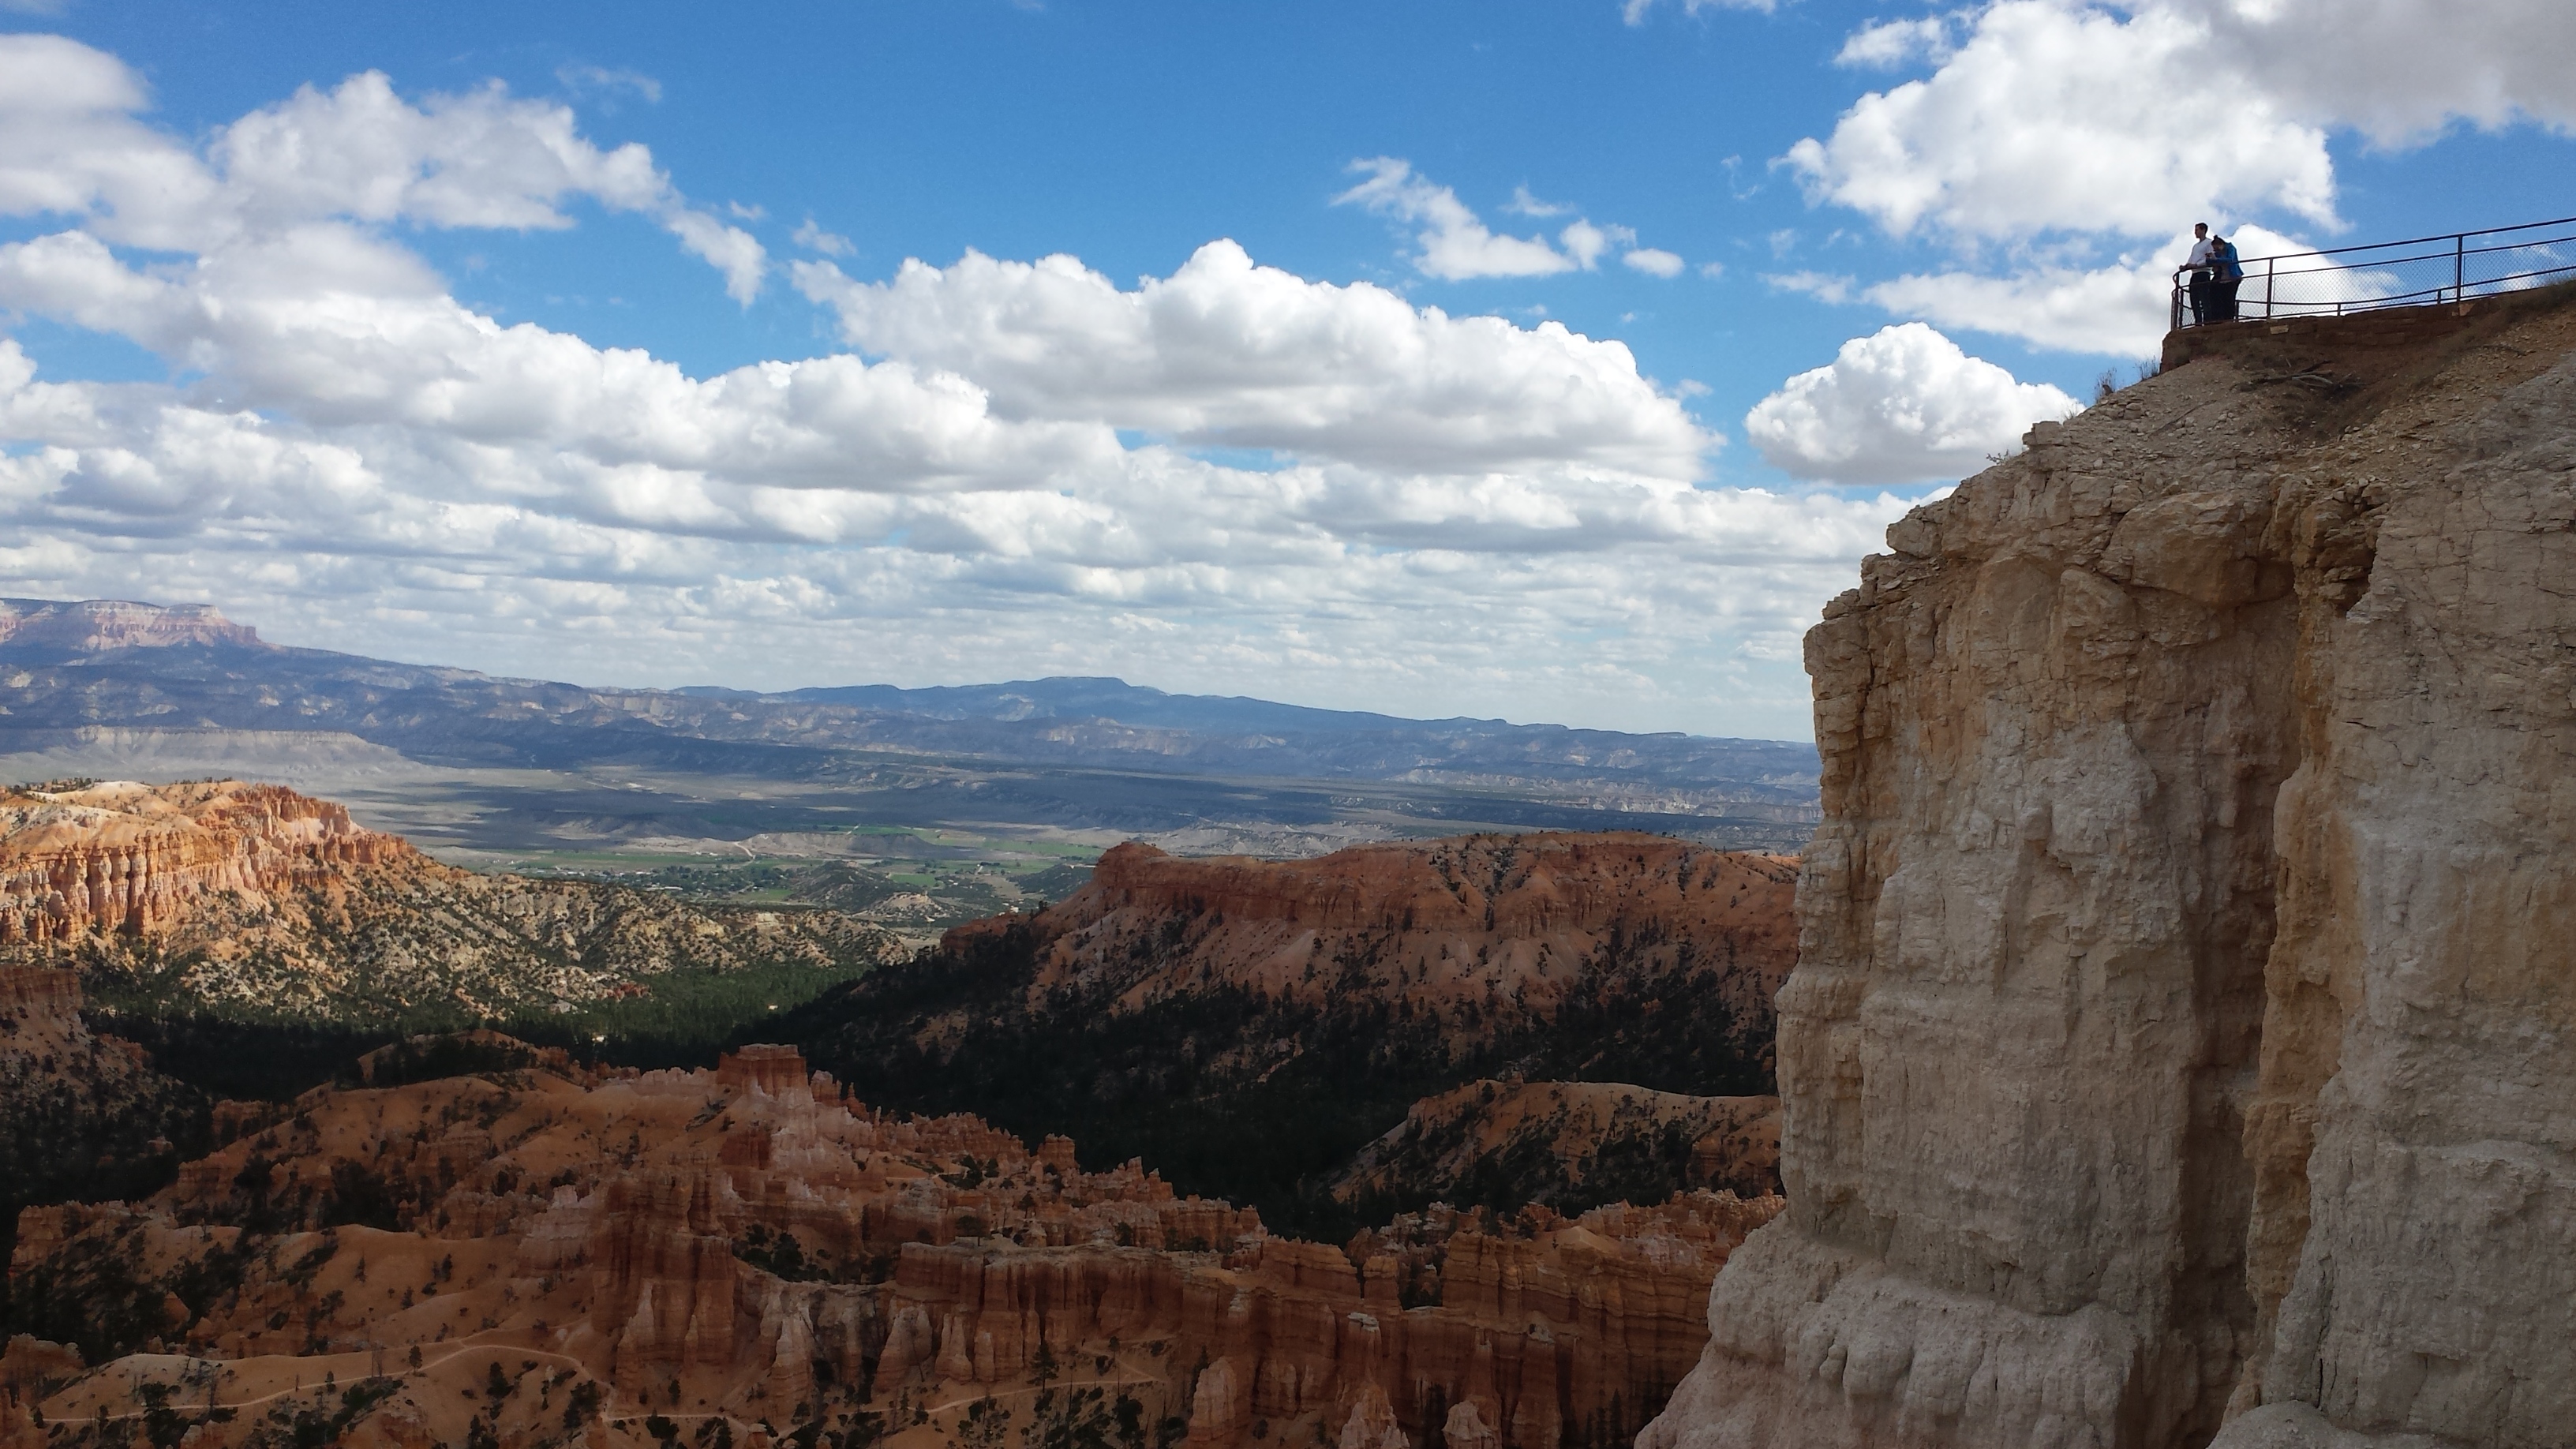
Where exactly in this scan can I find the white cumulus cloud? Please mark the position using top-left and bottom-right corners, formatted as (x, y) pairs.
(1835, 16), (1959, 69)
(1789, 2), (2336, 241)
(1744, 323), (2082, 485)
(2187, 0), (2576, 147)
(0, 38), (764, 300)
(793, 218), (856, 256)
(1796, 0), (2576, 245)
(1335, 158), (1581, 280)
(1776, 0), (2576, 357)
(792, 239), (1714, 478)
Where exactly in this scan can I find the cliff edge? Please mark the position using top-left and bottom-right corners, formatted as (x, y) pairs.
(1641, 289), (2576, 1449)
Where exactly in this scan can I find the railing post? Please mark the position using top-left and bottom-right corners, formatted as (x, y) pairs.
(2266, 256), (2274, 319)
(2455, 233), (2466, 303)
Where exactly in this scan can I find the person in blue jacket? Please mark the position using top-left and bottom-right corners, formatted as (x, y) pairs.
(2209, 234), (2245, 321)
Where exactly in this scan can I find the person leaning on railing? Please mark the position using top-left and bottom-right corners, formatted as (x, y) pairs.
(2172, 223), (2250, 325)
(2177, 223), (2218, 325)
(2209, 234), (2244, 320)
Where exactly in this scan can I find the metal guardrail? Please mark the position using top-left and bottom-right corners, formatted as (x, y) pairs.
(2170, 214), (2576, 331)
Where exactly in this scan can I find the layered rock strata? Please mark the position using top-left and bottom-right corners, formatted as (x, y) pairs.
(1, 779), (402, 942)
(7, 1043), (1778, 1449)
(1642, 293), (2576, 1449)
(0, 780), (900, 1020)
(0, 597), (267, 653)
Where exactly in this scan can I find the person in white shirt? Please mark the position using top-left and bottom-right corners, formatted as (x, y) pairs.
(2177, 223), (2217, 325)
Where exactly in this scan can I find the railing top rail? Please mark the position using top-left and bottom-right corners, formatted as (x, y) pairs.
(2238, 213), (2576, 268)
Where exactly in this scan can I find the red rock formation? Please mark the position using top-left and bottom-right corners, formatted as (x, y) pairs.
(0, 959), (82, 1018)
(954, 833), (1798, 1059)
(11, 1042), (1779, 1449)
(0, 779), (406, 942)
(0, 780), (900, 1019)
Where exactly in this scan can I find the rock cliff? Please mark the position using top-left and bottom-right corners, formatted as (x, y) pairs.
(1, 779), (403, 942)
(781, 834), (1798, 1229)
(1, 780), (901, 1024)
(1640, 291), (2576, 1449)
(6, 1041), (1780, 1449)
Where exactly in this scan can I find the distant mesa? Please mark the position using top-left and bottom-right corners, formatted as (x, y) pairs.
(0, 597), (268, 654)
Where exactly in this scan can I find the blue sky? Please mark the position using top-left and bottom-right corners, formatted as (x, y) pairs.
(2, 0), (2571, 738)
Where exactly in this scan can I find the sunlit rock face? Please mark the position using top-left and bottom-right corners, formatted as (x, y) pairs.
(0, 597), (269, 655)
(1018, 833), (1800, 1054)
(0, 779), (402, 943)
(0, 779), (900, 1020)
(1642, 294), (2576, 1449)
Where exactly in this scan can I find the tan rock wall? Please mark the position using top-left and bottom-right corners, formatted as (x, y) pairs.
(1641, 293), (2576, 1449)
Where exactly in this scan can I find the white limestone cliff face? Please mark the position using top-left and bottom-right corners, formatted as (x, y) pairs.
(1639, 294), (2576, 1449)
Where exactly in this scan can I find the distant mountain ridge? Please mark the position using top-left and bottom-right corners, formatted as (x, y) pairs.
(0, 598), (1822, 841)
(777, 675), (1612, 736)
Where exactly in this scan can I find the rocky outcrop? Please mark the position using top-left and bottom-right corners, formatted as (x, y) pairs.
(1641, 292), (2576, 1449)
(1, 780), (902, 1022)
(0, 779), (403, 942)
(789, 834), (1799, 1226)
(1026, 835), (1796, 1043)
(0, 597), (267, 653)
(9, 1041), (1779, 1449)
(1331, 1081), (1779, 1211)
